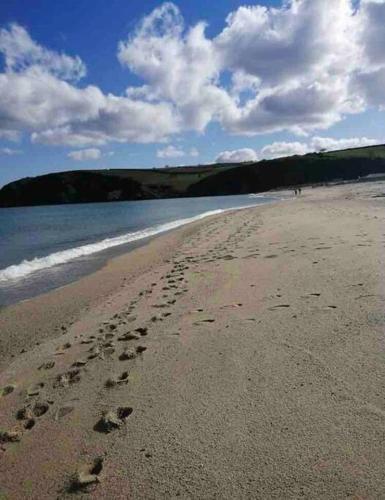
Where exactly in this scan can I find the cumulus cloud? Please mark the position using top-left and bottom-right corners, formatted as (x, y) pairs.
(117, 0), (385, 137)
(157, 145), (185, 158)
(118, 3), (234, 132)
(261, 141), (309, 159)
(310, 136), (378, 151)
(157, 144), (200, 159)
(216, 148), (259, 163)
(217, 1), (356, 86)
(67, 148), (102, 161)
(2, 2), (385, 148)
(215, 136), (382, 163)
(0, 23), (178, 147)
(0, 23), (86, 81)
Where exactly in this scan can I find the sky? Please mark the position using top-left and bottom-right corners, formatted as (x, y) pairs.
(1, 0), (385, 186)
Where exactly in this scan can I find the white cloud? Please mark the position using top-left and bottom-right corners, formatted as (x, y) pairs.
(116, 1), (382, 137)
(216, 148), (259, 163)
(0, 23), (178, 147)
(0, 147), (22, 155)
(0, 68), (104, 131)
(261, 141), (309, 159)
(157, 145), (185, 158)
(0, 66), (177, 146)
(157, 144), (200, 158)
(0, 23), (86, 81)
(310, 136), (378, 151)
(2, 3), (385, 148)
(217, 1), (356, 85)
(118, 3), (236, 132)
(67, 148), (102, 161)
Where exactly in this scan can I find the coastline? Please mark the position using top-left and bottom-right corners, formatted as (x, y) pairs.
(0, 199), (282, 369)
(2, 182), (385, 498)
(0, 194), (279, 307)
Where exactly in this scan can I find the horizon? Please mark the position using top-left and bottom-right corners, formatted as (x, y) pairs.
(4, 141), (385, 187)
(1, 0), (385, 187)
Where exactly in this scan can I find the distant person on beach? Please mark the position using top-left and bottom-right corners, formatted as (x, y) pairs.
(294, 189), (297, 196)
(299, 187), (302, 195)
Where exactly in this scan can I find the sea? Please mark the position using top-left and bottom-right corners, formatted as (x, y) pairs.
(0, 194), (278, 306)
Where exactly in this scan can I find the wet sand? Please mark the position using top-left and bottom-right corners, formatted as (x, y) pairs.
(1, 182), (385, 498)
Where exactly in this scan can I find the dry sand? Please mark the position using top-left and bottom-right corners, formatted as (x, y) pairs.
(1, 182), (385, 498)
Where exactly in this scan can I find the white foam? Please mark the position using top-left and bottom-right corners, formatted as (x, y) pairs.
(0, 202), (270, 283)
(0, 208), (235, 283)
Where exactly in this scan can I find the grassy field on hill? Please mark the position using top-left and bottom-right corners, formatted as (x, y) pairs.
(2, 144), (385, 207)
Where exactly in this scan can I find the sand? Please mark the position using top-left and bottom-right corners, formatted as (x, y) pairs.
(1, 182), (385, 498)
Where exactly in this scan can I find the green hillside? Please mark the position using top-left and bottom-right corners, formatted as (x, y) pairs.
(2, 144), (385, 207)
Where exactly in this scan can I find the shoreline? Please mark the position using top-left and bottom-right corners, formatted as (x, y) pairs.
(2, 182), (385, 498)
(0, 195), (280, 308)
(0, 199), (283, 369)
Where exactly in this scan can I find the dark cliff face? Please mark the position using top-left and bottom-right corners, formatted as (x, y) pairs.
(0, 171), (146, 207)
(187, 156), (385, 197)
(2, 146), (385, 207)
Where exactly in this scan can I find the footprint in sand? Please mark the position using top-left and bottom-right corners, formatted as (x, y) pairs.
(105, 371), (129, 387)
(88, 345), (100, 360)
(32, 400), (50, 417)
(1, 384), (15, 397)
(55, 405), (75, 420)
(268, 304), (291, 310)
(72, 359), (87, 368)
(71, 458), (104, 490)
(118, 332), (140, 341)
(119, 348), (136, 361)
(27, 382), (45, 397)
(0, 429), (22, 444)
(135, 327), (148, 336)
(94, 407), (133, 433)
(38, 361), (55, 370)
(55, 369), (81, 388)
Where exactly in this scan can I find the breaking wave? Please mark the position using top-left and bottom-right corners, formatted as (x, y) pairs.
(0, 208), (233, 283)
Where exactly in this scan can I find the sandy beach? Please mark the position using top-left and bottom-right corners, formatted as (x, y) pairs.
(1, 182), (385, 498)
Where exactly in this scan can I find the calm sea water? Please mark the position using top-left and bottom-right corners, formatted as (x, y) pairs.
(0, 194), (277, 306)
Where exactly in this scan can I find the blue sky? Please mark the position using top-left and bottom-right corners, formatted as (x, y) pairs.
(0, 0), (385, 186)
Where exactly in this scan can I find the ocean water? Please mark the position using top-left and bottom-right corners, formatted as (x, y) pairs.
(0, 194), (277, 306)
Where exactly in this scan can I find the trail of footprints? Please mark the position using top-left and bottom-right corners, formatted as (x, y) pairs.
(0, 250), (195, 491)
(1, 209), (378, 490)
